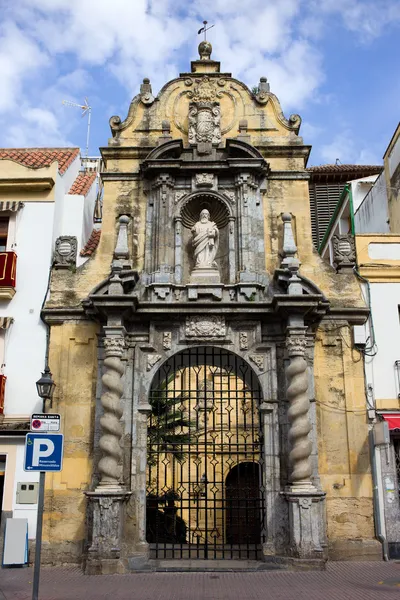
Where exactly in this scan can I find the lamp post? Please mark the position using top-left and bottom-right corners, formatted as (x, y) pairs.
(32, 366), (55, 600)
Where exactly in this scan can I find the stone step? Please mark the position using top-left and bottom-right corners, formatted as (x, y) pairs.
(147, 558), (288, 571)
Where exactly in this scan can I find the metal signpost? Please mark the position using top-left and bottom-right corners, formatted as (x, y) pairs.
(25, 431), (64, 600)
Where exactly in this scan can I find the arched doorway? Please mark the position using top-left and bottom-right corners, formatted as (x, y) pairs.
(146, 346), (265, 560)
(225, 462), (262, 545)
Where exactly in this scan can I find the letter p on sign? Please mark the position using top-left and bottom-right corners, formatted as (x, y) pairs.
(32, 438), (55, 467)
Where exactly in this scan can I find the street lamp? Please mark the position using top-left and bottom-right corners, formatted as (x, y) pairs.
(36, 366), (56, 403)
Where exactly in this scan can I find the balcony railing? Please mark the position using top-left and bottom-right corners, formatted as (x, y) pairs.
(0, 252), (16, 299)
(0, 374), (6, 414)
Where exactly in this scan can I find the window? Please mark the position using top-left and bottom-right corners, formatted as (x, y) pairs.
(0, 218), (9, 251)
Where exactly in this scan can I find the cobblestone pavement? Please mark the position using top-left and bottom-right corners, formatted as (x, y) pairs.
(1, 562), (400, 600)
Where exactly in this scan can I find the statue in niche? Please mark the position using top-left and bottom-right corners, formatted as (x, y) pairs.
(190, 209), (220, 283)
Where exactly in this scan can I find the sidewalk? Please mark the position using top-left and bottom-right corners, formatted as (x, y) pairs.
(1, 561), (400, 600)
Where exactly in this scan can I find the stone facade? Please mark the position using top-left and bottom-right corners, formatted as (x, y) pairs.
(42, 44), (379, 571)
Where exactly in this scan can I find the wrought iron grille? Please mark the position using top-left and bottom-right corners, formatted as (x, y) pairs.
(146, 346), (265, 560)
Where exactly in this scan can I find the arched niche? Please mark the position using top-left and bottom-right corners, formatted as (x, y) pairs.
(176, 192), (233, 284)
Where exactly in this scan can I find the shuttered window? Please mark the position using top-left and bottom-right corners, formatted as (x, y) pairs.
(309, 183), (345, 248)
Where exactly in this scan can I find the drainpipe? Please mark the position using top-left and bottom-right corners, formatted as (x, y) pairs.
(369, 430), (389, 561)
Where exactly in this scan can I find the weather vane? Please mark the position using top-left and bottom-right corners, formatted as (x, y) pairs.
(198, 20), (215, 41)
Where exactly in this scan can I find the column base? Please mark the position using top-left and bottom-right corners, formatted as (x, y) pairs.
(84, 488), (131, 575)
(284, 489), (327, 561)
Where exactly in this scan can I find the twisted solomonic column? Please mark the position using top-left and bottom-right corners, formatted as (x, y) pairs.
(286, 332), (314, 490)
(98, 336), (125, 488)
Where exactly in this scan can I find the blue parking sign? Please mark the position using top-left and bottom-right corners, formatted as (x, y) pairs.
(24, 433), (64, 472)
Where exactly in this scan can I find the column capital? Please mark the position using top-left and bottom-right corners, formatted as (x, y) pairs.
(103, 336), (126, 358)
(286, 326), (308, 357)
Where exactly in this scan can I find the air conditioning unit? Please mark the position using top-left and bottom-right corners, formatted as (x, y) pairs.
(353, 325), (367, 347)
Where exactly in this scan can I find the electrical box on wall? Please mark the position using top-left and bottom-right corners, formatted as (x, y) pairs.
(16, 482), (39, 504)
(353, 325), (367, 346)
(373, 421), (390, 446)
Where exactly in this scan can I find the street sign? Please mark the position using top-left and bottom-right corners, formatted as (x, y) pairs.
(24, 433), (64, 472)
(30, 413), (60, 432)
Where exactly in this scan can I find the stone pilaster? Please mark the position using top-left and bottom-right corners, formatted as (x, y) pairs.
(285, 327), (313, 491)
(98, 334), (126, 488)
(284, 326), (326, 563)
(85, 330), (131, 574)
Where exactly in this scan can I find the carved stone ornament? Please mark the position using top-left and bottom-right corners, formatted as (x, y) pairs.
(162, 331), (172, 350)
(249, 354), (265, 372)
(140, 77), (154, 105)
(223, 190), (236, 204)
(286, 336), (308, 357)
(187, 76), (222, 103)
(188, 102), (221, 146)
(239, 332), (249, 350)
(175, 190), (187, 203)
(195, 173), (214, 188)
(332, 234), (356, 271)
(103, 337), (125, 357)
(299, 497), (313, 509)
(54, 236), (77, 267)
(147, 354), (162, 371)
(186, 315), (225, 338)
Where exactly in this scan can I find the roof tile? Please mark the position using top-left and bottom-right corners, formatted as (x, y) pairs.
(307, 164), (382, 173)
(80, 228), (101, 257)
(69, 172), (96, 196)
(0, 148), (80, 174)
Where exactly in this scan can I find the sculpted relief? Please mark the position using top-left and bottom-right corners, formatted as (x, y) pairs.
(188, 103), (221, 147)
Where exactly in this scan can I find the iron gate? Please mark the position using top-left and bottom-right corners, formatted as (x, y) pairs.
(146, 346), (265, 559)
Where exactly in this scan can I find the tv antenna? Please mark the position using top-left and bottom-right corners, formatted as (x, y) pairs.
(62, 98), (92, 158)
(198, 20), (215, 41)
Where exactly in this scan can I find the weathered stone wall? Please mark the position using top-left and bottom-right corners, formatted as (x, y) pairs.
(314, 323), (380, 559)
(42, 322), (99, 565)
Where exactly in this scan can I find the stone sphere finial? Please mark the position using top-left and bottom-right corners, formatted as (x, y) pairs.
(282, 213), (292, 223)
(199, 40), (212, 60)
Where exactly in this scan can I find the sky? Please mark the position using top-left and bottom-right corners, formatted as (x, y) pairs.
(0, 0), (399, 166)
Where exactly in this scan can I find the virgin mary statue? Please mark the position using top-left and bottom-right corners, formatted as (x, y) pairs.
(191, 209), (219, 271)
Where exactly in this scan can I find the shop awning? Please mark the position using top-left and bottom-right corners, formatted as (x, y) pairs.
(0, 201), (24, 212)
(0, 317), (13, 330)
(382, 413), (400, 431)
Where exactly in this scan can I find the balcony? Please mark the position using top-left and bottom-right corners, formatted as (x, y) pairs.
(0, 374), (6, 414)
(0, 252), (16, 299)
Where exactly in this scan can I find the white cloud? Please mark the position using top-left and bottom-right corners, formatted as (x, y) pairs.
(4, 106), (72, 147)
(313, 0), (400, 41)
(0, 0), (399, 150)
(0, 21), (48, 113)
(320, 130), (382, 165)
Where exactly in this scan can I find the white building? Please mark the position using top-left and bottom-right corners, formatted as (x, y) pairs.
(319, 123), (400, 560)
(0, 148), (101, 551)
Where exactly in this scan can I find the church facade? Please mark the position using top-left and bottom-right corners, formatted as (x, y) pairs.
(42, 43), (380, 572)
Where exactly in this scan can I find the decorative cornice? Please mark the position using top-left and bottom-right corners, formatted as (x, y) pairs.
(0, 177), (55, 191)
(268, 171), (310, 180)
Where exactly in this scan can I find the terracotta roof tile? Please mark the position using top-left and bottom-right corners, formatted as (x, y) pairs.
(0, 148), (80, 174)
(80, 228), (101, 257)
(307, 164), (382, 173)
(69, 172), (96, 196)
